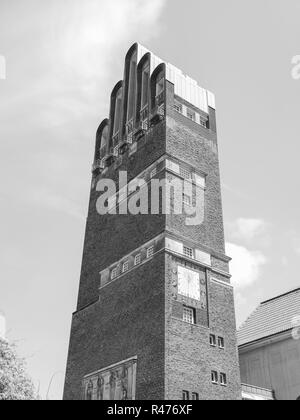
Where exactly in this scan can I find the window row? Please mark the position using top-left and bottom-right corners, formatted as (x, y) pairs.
(110, 245), (155, 280)
(112, 57), (166, 148)
(166, 237), (211, 267)
(211, 371), (227, 386)
(94, 56), (166, 169)
(182, 372), (228, 399)
(174, 100), (209, 128)
(166, 159), (206, 189)
(209, 334), (225, 349)
(182, 391), (199, 401)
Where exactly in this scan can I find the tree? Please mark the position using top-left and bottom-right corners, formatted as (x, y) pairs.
(0, 338), (37, 400)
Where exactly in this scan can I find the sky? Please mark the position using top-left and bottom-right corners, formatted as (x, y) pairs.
(0, 0), (299, 400)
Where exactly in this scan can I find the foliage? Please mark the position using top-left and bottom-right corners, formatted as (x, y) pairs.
(0, 339), (37, 400)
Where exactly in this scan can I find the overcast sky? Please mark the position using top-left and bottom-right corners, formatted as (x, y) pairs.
(0, 0), (299, 400)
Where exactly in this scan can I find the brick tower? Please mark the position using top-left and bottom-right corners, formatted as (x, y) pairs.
(63, 43), (241, 401)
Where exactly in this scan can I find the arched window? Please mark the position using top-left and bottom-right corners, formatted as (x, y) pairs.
(100, 125), (108, 158)
(126, 51), (137, 124)
(113, 87), (123, 136)
(136, 54), (151, 131)
(93, 120), (109, 173)
(151, 64), (166, 118)
(109, 81), (123, 155)
(155, 71), (165, 104)
(141, 60), (150, 109)
(123, 45), (138, 142)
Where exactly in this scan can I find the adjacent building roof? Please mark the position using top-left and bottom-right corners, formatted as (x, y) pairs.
(238, 288), (300, 346)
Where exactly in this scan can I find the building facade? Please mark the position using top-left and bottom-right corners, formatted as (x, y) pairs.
(63, 43), (241, 400)
(238, 288), (300, 401)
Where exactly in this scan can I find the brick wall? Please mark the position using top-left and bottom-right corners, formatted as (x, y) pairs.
(76, 121), (167, 311)
(64, 71), (241, 400)
(64, 253), (166, 400)
(164, 253), (241, 400)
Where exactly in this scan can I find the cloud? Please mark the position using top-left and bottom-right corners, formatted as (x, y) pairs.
(0, 0), (168, 221)
(226, 242), (267, 290)
(228, 218), (267, 241)
(0, 0), (167, 124)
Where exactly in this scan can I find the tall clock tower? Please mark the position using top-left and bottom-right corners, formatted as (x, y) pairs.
(63, 43), (241, 401)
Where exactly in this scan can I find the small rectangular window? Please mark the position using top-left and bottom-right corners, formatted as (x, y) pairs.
(220, 373), (227, 386)
(122, 261), (129, 273)
(147, 246), (154, 259)
(134, 254), (141, 266)
(183, 246), (194, 259)
(174, 101), (183, 113)
(180, 167), (191, 180)
(200, 116), (208, 128)
(111, 268), (118, 280)
(183, 194), (192, 207)
(183, 307), (195, 325)
(187, 109), (196, 121)
(218, 337), (225, 349)
(192, 393), (199, 400)
(211, 371), (218, 384)
(210, 334), (216, 347)
(182, 391), (189, 400)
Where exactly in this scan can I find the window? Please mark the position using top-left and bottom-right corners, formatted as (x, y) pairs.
(147, 246), (154, 259)
(156, 71), (165, 98)
(220, 373), (227, 386)
(218, 337), (225, 349)
(127, 52), (137, 122)
(210, 334), (217, 347)
(174, 101), (183, 113)
(187, 108), (196, 121)
(150, 168), (157, 179)
(180, 167), (191, 179)
(100, 125), (109, 158)
(113, 88), (123, 135)
(183, 307), (195, 325)
(200, 115), (208, 128)
(211, 371), (218, 384)
(111, 268), (118, 280)
(134, 254), (141, 266)
(183, 246), (194, 259)
(122, 261), (129, 273)
(183, 194), (192, 207)
(182, 391), (189, 400)
(141, 62), (150, 109)
(192, 393), (199, 401)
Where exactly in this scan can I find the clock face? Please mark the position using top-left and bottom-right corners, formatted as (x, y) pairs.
(178, 266), (201, 301)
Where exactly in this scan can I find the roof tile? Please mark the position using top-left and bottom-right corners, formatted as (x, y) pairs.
(238, 288), (300, 346)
